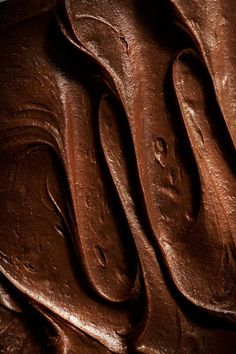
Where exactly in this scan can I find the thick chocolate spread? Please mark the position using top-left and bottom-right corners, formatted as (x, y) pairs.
(0, 0), (235, 353)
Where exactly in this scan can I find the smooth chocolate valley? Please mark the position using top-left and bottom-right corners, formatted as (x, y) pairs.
(0, 0), (236, 353)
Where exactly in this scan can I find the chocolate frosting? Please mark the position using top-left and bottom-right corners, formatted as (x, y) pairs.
(0, 0), (235, 353)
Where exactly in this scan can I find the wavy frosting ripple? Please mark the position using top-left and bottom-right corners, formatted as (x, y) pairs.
(0, 0), (236, 353)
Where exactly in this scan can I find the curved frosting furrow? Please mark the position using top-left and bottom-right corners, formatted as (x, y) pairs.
(98, 94), (181, 353)
(172, 50), (236, 317)
(56, 63), (138, 304)
(0, 0), (236, 353)
(170, 0), (236, 149)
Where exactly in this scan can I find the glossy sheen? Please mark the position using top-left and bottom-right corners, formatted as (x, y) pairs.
(0, 0), (235, 353)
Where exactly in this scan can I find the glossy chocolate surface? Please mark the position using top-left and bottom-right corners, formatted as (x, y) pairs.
(0, 0), (236, 353)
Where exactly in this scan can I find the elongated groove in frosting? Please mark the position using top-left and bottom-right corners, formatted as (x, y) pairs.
(0, 0), (236, 353)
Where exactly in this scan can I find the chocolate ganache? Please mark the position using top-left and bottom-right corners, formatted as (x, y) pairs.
(0, 0), (236, 353)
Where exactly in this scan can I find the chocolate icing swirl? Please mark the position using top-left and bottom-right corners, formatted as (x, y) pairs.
(0, 0), (236, 353)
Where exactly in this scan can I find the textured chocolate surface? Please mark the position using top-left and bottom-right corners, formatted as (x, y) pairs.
(0, 0), (236, 353)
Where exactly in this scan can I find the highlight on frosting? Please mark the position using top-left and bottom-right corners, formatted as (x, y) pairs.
(0, 0), (235, 353)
